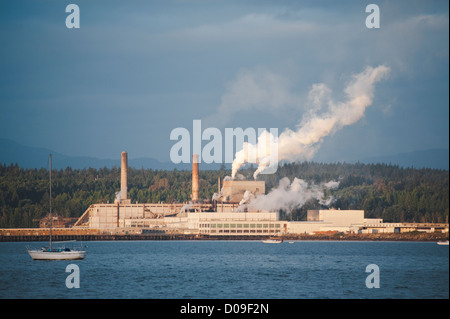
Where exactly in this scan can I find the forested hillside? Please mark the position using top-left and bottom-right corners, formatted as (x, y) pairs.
(0, 162), (448, 228)
(260, 162), (449, 223)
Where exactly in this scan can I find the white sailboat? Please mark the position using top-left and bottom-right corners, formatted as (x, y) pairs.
(27, 154), (86, 260)
(27, 244), (86, 260)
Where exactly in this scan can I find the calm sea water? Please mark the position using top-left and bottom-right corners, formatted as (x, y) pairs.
(0, 241), (448, 299)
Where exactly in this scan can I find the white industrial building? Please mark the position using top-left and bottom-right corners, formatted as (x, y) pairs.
(288, 209), (365, 234)
(72, 152), (448, 236)
(74, 203), (387, 236)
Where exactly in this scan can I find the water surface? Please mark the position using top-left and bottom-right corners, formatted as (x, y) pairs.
(0, 241), (448, 299)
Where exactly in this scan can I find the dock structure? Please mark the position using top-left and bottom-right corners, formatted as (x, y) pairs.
(1, 229), (448, 242)
(1, 215), (448, 242)
(0, 233), (200, 242)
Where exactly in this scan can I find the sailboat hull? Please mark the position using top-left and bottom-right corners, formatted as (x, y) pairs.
(28, 250), (86, 260)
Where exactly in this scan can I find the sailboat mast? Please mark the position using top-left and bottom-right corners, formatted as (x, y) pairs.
(49, 154), (52, 250)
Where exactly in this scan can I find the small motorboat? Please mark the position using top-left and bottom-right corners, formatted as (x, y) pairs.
(262, 238), (283, 244)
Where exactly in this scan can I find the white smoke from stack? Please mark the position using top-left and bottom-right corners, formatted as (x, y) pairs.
(231, 129), (278, 180)
(231, 65), (390, 179)
(212, 192), (222, 201)
(115, 189), (125, 203)
(238, 190), (254, 206)
(179, 202), (194, 214)
(237, 177), (339, 213)
(212, 174), (241, 202)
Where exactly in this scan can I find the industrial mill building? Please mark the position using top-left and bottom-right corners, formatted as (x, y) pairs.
(72, 152), (448, 236)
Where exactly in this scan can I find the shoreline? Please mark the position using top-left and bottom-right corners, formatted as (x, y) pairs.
(281, 232), (449, 242)
(1, 232), (448, 242)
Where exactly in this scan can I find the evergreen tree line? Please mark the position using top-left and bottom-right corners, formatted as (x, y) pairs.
(0, 161), (448, 228)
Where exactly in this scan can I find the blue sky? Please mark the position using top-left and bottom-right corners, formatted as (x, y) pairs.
(0, 0), (448, 164)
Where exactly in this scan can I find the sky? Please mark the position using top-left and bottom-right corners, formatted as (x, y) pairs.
(0, 0), (448, 165)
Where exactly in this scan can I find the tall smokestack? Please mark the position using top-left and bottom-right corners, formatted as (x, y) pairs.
(121, 151), (128, 201)
(192, 154), (199, 203)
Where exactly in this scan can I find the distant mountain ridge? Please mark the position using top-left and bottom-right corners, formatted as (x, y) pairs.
(1, 138), (448, 171)
(0, 138), (222, 170)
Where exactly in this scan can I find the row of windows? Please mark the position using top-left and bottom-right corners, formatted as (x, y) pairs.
(198, 218), (277, 222)
(200, 223), (282, 228)
(206, 229), (282, 234)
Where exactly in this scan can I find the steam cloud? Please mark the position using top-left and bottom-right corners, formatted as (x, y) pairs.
(115, 189), (125, 202)
(231, 65), (390, 179)
(237, 177), (339, 213)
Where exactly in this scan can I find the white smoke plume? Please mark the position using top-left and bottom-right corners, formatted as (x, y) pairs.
(238, 190), (254, 206)
(115, 189), (125, 202)
(231, 129), (278, 180)
(212, 192), (222, 201)
(231, 65), (390, 179)
(212, 174), (246, 202)
(237, 177), (339, 213)
(204, 67), (297, 126)
(179, 202), (194, 214)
